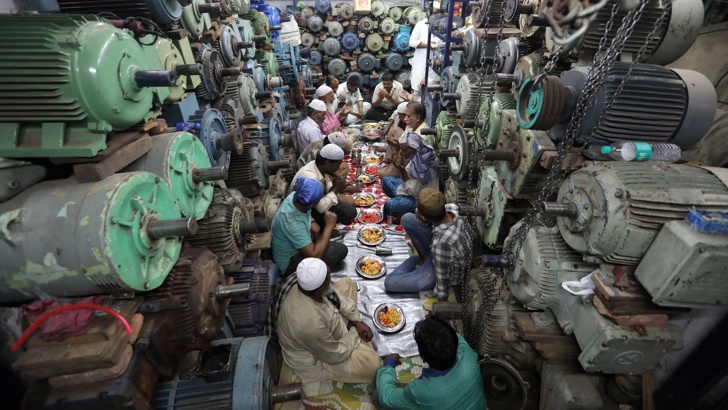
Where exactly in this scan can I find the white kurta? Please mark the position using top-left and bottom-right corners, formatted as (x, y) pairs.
(408, 18), (443, 98)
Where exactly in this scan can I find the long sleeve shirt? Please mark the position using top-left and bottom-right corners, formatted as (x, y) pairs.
(289, 160), (338, 213)
(376, 334), (487, 409)
(296, 117), (325, 156)
(277, 284), (362, 396)
(431, 215), (473, 299)
(372, 81), (405, 110)
(322, 111), (342, 135)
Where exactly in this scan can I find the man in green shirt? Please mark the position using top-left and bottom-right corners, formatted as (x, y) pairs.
(376, 316), (487, 409)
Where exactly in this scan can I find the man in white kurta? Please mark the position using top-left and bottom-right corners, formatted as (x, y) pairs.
(408, 7), (443, 100)
(276, 258), (381, 396)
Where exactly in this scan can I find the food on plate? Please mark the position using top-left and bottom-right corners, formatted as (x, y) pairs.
(363, 130), (381, 138)
(355, 195), (375, 206)
(364, 165), (380, 175)
(378, 307), (402, 328)
(360, 258), (382, 276)
(361, 227), (382, 243)
(356, 175), (373, 184)
(362, 123), (380, 130)
(359, 211), (382, 224)
(364, 156), (381, 165)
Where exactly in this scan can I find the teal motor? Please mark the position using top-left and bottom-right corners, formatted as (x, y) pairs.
(0, 172), (192, 303)
(0, 13), (177, 158)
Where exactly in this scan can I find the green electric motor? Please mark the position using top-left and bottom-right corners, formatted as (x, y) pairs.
(125, 132), (223, 220)
(0, 172), (191, 303)
(0, 13), (177, 158)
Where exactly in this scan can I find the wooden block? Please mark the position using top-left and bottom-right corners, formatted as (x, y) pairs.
(593, 296), (669, 328)
(50, 132), (146, 165)
(593, 274), (686, 315)
(246, 232), (272, 252)
(24, 298), (143, 349)
(73, 135), (152, 182)
(48, 343), (134, 388)
(513, 312), (570, 344)
(15, 314), (143, 380)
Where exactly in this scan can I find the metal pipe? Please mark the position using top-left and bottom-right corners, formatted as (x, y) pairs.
(215, 283), (251, 301)
(242, 115), (259, 125)
(432, 302), (464, 319)
(295, 60), (308, 66)
(270, 383), (303, 403)
(267, 160), (290, 172)
(457, 205), (486, 216)
(527, 14), (550, 27)
(300, 48), (311, 58)
(442, 92), (460, 101)
(439, 149), (459, 159)
(240, 219), (270, 235)
(220, 67), (242, 77)
(427, 84), (444, 91)
(311, 72), (323, 78)
(537, 201), (579, 218)
(148, 217), (198, 240)
(174, 63), (203, 76)
(481, 255), (513, 267)
(192, 166), (228, 183)
(218, 130), (244, 154)
(253, 34), (268, 42)
(270, 25), (282, 31)
(462, 119), (477, 128)
(268, 76), (284, 88)
(420, 128), (436, 135)
(177, 0), (192, 6)
(198, 2), (222, 17)
(235, 41), (254, 49)
(496, 73), (518, 84)
(256, 91), (273, 100)
(482, 149), (516, 162)
(134, 70), (178, 87)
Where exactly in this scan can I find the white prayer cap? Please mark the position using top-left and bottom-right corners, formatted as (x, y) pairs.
(308, 99), (327, 112)
(296, 258), (328, 291)
(320, 144), (345, 161)
(327, 132), (348, 149)
(397, 102), (409, 114)
(315, 85), (333, 98)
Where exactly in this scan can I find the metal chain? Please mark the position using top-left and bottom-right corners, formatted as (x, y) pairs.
(501, 0), (655, 288)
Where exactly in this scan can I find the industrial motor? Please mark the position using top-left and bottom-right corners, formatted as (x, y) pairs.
(548, 162), (728, 265)
(0, 172), (188, 302)
(0, 13), (176, 158)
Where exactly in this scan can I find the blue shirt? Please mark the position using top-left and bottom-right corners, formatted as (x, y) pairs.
(271, 193), (312, 272)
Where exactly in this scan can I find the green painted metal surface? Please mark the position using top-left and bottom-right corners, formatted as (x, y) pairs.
(435, 111), (457, 150)
(173, 36), (203, 90)
(0, 13), (157, 157)
(152, 37), (188, 103)
(180, 0), (212, 40)
(0, 172), (181, 302)
(124, 132), (214, 220)
(256, 50), (279, 77)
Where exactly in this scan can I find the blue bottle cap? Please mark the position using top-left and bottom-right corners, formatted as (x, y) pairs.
(601, 146), (612, 155)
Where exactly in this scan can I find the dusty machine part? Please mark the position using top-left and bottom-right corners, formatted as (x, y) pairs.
(194, 44), (240, 101)
(227, 259), (278, 336)
(212, 94), (245, 132)
(181, 0), (215, 39)
(227, 140), (288, 198)
(475, 94), (516, 151)
(0, 160), (46, 204)
(479, 357), (529, 410)
(552, 162), (728, 265)
(124, 132), (218, 220)
(456, 73), (493, 118)
(189, 108), (243, 167)
(520, 63), (717, 149)
(473, 167), (529, 249)
(470, 0), (506, 28)
(0, 172), (184, 302)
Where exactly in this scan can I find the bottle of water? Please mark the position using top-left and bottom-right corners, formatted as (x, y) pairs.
(600, 142), (681, 163)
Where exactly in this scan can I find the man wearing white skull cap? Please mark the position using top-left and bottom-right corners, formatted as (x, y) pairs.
(297, 99), (328, 155)
(274, 258), (380, 396)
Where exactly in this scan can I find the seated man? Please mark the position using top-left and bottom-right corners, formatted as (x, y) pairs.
(275, 258), (381, 396)
(366, 72), (404, 121)
(272, 177), (348, 276)
(297, 99), (328, 156)
(337, 76), (371, 125)
(384, 188), (472, 299)
(378, 102), (409, 179)
(290, 144), (358, 228)
(296, 131), (351, 177)
(376, 316), (487, 409)
(316, 84), (352, 135)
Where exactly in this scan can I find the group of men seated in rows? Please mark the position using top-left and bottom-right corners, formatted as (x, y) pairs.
(266, 76), (482, 405)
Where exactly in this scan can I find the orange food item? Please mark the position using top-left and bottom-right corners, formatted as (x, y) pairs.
(378, 308), (402, 328)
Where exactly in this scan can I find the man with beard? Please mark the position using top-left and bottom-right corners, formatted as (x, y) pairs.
(366, 72), (404, 121)
(297, 99), (327, 156)
(315, 84), (352, 135)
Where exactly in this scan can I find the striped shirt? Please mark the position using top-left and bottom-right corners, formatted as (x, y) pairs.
(431, 214), (472, 299)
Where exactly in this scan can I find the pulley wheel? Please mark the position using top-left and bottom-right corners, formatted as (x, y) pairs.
(516, 75), (563, 130)
(479, 358), (528, 410)
(447, 125), (470, 181)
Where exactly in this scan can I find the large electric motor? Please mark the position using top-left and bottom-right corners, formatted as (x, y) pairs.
(227, 258), (278, 336)
(51, 0), (184, 26)
(0, 14), (176, 158)
(517, 63), (717, 149)
(0, 172), (189, 302)
(543, 162), (728, 265)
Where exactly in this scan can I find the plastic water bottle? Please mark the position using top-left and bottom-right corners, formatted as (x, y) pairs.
(600, 142), (681, 163)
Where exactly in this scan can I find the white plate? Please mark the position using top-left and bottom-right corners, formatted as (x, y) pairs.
(353, 193), (376, 207)
(355, 255), (387, 279)
(373, 303), (406, 333)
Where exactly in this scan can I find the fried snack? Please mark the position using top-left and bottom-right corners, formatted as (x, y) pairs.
(378, 307), (402, 328)
(356, 195), (375, 206)
(360, 258), (382, 276)
(364, 156), (381, 164)
(361, 227), (382, 243)
(356, 175), (372, 184)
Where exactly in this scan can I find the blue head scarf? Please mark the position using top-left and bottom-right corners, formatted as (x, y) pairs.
(293, 177), (324, 205)
(405, 132), (441, 184)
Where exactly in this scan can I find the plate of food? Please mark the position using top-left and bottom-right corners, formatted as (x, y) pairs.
(363, 165), (380, 176)
(363, 155), (381, 165)
(361, 129), (382, 141)
(373, 303), (406, 333)
(362, 123), (381, 130)
(353, 193), (376, 207)
(358, 209), (383, 224)
(355, 174), (375, 185)
(355, 255), (387, 279)
(358, 224), (385, 245)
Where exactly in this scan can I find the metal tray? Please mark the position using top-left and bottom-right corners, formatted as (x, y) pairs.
(357, 224), (386, 245)
(357, 209), (383, 224)
(362, 164), (381, 177)
(353, 193), (376, 207)
(355, 255), (387, 279)
(373, 303), (406, 333)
